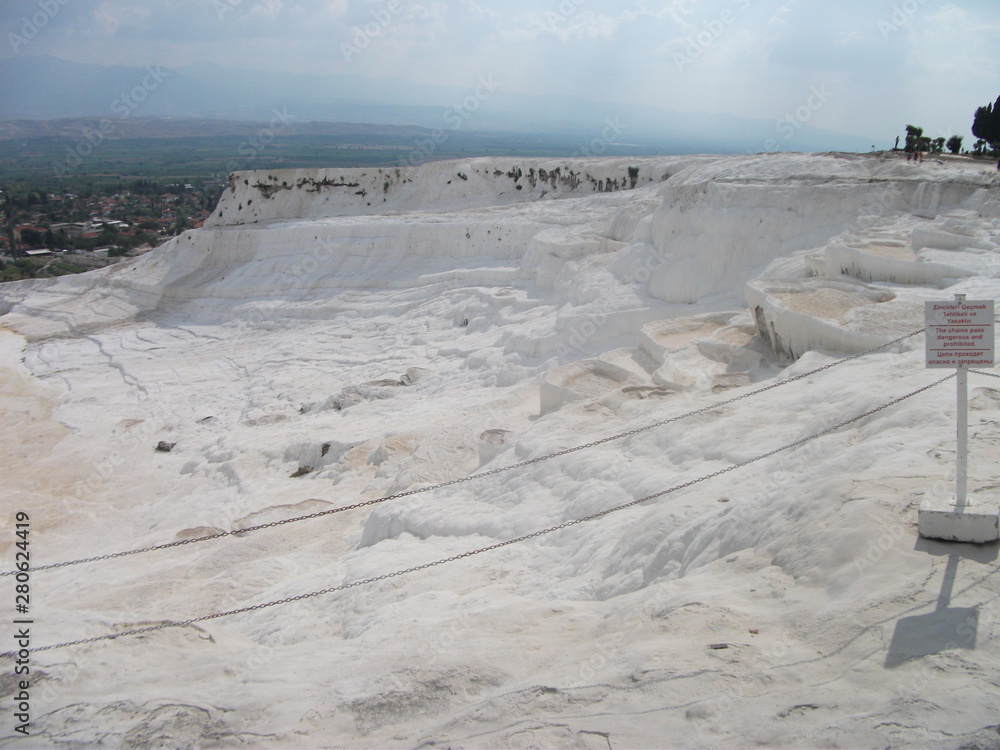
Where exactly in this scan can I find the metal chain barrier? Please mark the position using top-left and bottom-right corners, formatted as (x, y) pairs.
(1, 328), (925, 579)
(14, 372), (953, 655)
(971, 370), (1000, 380)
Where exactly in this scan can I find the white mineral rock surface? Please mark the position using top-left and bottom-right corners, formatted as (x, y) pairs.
(2, 153), (1000, 748)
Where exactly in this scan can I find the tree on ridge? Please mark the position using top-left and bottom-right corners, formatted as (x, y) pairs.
(972, 95), (1000, 153)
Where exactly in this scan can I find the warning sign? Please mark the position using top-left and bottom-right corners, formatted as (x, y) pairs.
(925, 299), (995, 368)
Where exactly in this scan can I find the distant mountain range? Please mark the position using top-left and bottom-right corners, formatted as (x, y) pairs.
(0, 117), (436, 141)
(0, 55), (881, 153)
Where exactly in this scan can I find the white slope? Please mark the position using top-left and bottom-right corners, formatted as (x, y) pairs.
(1, 153), (1000, 749)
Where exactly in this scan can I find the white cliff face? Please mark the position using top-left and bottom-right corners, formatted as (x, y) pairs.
(2, 153), (1000, 749)
(204, 158), (712, 225)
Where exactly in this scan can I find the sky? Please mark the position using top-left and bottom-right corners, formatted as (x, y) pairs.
(2, 0), (999, 142)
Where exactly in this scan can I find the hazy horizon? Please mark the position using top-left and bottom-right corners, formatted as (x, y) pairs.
(2, 0), (999, 148)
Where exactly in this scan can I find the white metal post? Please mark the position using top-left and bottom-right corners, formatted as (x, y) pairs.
(955, 293), (968, 508)
(919, 293), (999, 543)
(957, 362), (968, 508)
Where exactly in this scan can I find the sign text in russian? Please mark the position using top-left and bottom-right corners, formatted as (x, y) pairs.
(925, 299), (995, 368)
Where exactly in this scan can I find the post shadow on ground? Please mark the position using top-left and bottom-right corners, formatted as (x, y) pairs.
(884, 538), (999, 669)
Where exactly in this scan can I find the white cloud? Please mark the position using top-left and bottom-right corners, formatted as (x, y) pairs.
(4, 0), (997, 145)
(92, 1), (153, 35)
(502, 8), (637, 43)
(319, 0), (349, 15)
(650, 0), (704, 32)
(909, 3), (998, 77)
(459, 0), (500, 21)
(835, 31), (862, 45)
(249, 0), (284, 21)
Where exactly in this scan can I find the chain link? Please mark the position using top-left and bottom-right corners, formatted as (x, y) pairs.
(2, 327), (925, 579)
(17, 372), (952, 655)
(971, 369), (1000, 381)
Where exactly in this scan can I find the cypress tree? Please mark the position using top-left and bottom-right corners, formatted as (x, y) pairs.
(972, 96), (1000, 148)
